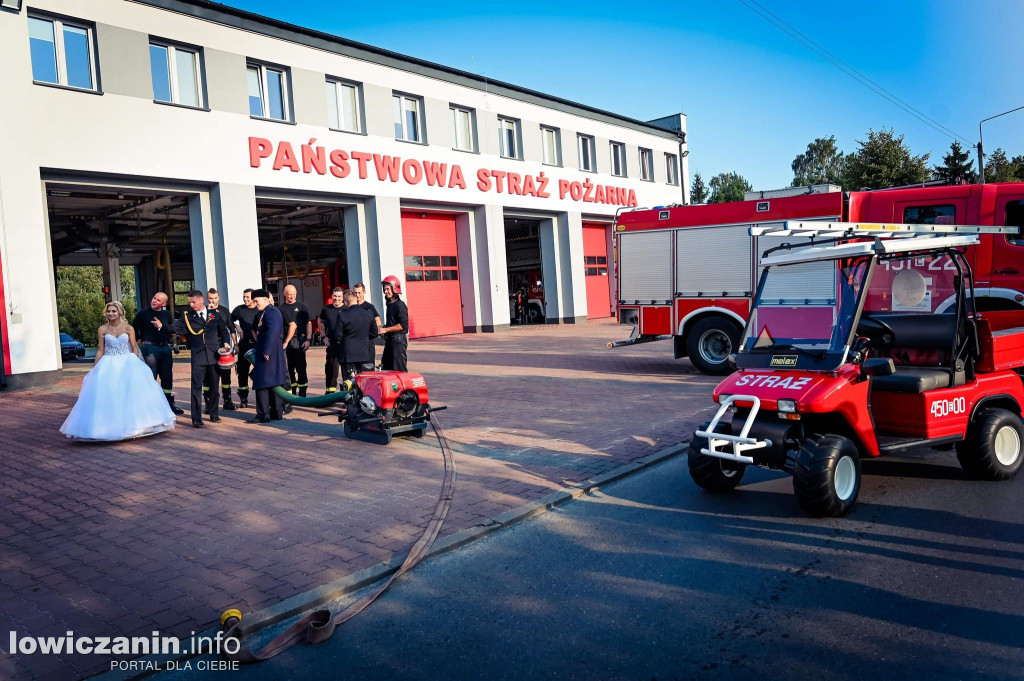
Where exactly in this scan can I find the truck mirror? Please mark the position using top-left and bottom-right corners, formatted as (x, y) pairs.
(861, 357), (895, 377)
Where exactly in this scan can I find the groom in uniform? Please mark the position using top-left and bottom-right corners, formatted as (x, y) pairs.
(248, 289), (289, 424)
(173, 290), (232, 427)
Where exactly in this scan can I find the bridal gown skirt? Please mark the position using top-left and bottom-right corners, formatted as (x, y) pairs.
(60, 352), (177, 442)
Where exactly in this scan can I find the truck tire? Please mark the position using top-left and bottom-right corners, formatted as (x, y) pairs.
(685, 317), (741, 375)
(792, 434), (860, 517)
(956, 408), (1024, 480)
(688, 423), (746, 492)
(528, 303), (544, 323)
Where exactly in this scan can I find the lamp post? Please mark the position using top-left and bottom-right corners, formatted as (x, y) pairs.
(978, 105), (1024, 184)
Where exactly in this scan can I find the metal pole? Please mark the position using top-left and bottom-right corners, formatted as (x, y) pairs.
(978, 105), (1024, 184)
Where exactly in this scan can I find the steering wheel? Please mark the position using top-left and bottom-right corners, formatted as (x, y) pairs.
(858, 315), (896, 347)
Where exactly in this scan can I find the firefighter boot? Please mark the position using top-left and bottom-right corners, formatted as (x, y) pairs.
(222, 386), (236, 411)
(203, 386), (213, 415)
(238, 388), (249, 409)
(298, 384), (308, 398)
(166, 391), (184, 416)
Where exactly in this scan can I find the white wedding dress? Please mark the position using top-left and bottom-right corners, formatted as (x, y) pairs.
(60, 333), (177, 441)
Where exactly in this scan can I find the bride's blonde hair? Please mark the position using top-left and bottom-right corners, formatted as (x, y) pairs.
(105, 301), (126, 323)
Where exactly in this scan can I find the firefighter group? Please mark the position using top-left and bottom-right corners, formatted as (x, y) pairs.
(132, 277), (409, 427)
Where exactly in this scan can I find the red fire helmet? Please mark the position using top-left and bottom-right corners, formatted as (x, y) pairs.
(217, 347), (236, 369)
(382, 275), (402, 295)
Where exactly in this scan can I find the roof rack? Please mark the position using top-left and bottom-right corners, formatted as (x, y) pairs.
(752, 221), (1019, 238)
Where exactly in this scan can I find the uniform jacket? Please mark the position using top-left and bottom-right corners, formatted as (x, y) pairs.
(338, 306), (377, 364)
(172, 308), (230, 366)
(252, 305), (289, 389)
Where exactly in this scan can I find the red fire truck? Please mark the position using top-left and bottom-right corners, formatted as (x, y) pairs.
(612, 182), (1024, 374)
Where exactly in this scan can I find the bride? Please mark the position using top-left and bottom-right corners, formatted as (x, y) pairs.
(60, 301), (177, 441)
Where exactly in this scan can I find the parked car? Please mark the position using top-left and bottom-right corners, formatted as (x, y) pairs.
(60, 333), (86, 360)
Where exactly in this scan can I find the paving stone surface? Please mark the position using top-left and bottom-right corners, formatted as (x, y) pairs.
(0, 319), (718, 680)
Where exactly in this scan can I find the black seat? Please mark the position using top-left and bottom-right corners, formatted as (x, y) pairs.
(871, 366), (966, 394)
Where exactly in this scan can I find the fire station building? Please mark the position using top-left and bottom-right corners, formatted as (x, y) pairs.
(0, 0), (689, 388)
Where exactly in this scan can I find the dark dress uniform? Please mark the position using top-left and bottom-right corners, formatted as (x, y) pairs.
(131, 307), (181, 413)
(338, 305), (378, 380)
(231, 303), (260, 406)
(172, 308), (231, 425)
(209, 304), (236, 410)
(319, 303), (345, 391)
(358, 300), (381, 365)
(252, 305), (289, 421)
(279, 300), (311, 396)
(382, 297), (409, 372)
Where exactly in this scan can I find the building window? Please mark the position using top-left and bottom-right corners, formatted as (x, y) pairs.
(247, 62), (290, 121)
(326, 79), (362, 133)
(541, 126), (561, 166)
(498, 117), (521, 159)
(578, 135), (596, 172)
(666, 153), (679, 185)
(393, 93), (424, 142)
(638, 148), (654, 181)
(610, 142), (626, 177)
(28, 15), (96, 91)
(584, 255), (608, 277)
(904, 204), (956, 224)
(450, 105), (476, 152)
(1005, 200), (1024, 246)
(149, 41), (203, 107)
(405, 255), (458, 282)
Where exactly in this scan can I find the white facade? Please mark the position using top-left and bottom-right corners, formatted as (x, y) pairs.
(0, 0), (688, 387)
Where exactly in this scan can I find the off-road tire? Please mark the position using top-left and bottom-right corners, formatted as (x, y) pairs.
(685, 317), (741, 375)
(956, 408), (1024, 480)
(688, 423), (746, 492)
(792, 434), (861, 517)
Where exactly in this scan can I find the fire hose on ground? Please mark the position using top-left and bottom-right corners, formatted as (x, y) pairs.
(217, 355), (455, 662)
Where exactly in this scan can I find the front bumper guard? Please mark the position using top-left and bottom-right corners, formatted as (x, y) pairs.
(695, 395), (773, 465)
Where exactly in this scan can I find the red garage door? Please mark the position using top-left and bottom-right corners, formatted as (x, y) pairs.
(401, 213), (463, 338)
(582, 223), (611, 318)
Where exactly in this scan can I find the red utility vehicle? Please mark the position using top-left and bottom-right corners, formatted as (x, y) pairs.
(613, 183), (1024, 374)
(688, 221), (1024, 516)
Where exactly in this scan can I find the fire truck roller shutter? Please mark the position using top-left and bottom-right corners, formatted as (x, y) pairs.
(675, 224), (752, 297)
(582, 223), (611, 318)
(401, 212), (463, 339)
(618, 231), (673, 303)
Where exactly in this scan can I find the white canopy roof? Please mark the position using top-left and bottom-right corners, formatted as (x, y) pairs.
(759, 234), (980, 266)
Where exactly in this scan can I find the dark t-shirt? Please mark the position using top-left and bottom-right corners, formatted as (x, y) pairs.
(231, 304), (260, 347)
(279, 301), (311, 349)
(359, 301), (380, 321)
(132, 308), (173, 345)
(319, 304), (346, 341)
(384, 298), (409, 336)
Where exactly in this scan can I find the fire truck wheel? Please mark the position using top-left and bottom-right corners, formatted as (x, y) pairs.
(956, 408), (1024, 480)
(792, 434), (861, 517)
(686, 317), (741, 375)
(527, 303), (544, 323)
(688, 425), (746, 492)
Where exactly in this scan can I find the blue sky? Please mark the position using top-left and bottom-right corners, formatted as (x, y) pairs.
(221, 0), (1024, 190)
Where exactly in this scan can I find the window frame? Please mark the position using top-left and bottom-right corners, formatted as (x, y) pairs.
(666, 153), (679, 186)
(449, 104), (477, 153)
(498, 116), (522, 160)
(149, 38), (205, 109)
(578, 134), (596, 173)
(404, 254), (459, 282)
(609, 141), (627, 178)
(902, 204), (957, 224)
(639, 148), (654, 182)
(393, 92), (426, 144)
(28, 13), (99, 93)
(247, 60), (292, 122)
(326, 77), (364, 134)
(540, 126), (562, 167)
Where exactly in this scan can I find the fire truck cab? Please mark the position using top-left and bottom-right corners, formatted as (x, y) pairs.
(612, 182), (1024, 375)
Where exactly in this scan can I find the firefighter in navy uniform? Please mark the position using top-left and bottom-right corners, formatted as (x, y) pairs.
(206, 288), (237, 411)
(172, 290), (232, 427)
(337, 289), (377, 380)
(231, 289), (260, 408)
(380, 275), (409, 372)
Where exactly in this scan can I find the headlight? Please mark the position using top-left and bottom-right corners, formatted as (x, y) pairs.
(777, 399), (798, 413)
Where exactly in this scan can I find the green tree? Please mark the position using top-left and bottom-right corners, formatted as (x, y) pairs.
(932, 140), (978, 184)
(708, 172), (753, 203)
(984, 148), (1021, 183)
(690, 171), (708, 204)
(1012, 155), (1024, 180)
(791, 135), (845, 186)
(840, 128), (930, 190)
(55, 266), (137, 345)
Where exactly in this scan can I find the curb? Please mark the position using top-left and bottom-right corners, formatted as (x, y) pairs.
(90, 440), (689, 680)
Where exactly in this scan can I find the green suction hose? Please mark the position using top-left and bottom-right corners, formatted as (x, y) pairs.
(272, 385), (351, 408)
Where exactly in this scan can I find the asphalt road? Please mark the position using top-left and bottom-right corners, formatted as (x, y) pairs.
(158, 447), (1024, 681)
